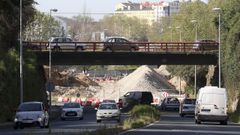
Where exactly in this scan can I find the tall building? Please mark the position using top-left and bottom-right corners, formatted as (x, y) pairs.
(115, 1), (180, 25)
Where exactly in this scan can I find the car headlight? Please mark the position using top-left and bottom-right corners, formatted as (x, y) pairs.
(14, 118), (18, 122)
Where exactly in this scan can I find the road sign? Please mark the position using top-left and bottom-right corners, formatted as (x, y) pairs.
(46, 82), (55, 92)
(162, 92), (169, 98)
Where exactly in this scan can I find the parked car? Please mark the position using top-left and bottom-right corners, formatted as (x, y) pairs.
(119, 91), (153, 109)
(13, 101), (49, 129)
(179, 98), (196, 117)
(102, 37), (139, 52)
(160, 96), (180, 111)
(195, 86), (228, 125)
(48, 37), (86, 51)
(96, 102), (120, 123)
(193, 39), (218, 51)
(61, 102), (84, 120)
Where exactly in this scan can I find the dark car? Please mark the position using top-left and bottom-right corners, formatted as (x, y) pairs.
(179, 98), (196, 117)
(160, 96), (180, 111)
(102, 37), (139, 52)
(193, 39), (218, 51)
(119, 91), (153, 110)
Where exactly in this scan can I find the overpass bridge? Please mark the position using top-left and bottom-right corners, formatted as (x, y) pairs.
(23, 41), (218, 65)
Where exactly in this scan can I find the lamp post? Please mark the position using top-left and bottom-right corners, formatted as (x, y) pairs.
(191, 19), (198, 98)
(19, 0), (23, 104)
(212, 7), (221, 88)
(47, 8), (57, 132)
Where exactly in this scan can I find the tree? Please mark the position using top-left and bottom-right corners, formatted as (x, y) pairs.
(24, 11), (62, 41)
(0, 0), (35, 49)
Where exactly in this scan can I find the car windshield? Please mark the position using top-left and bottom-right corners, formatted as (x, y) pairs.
(18, 103), (42, 112)
(63, 103), (80, 108)
(99, 104), (117, 109)
(184, 99), (196, 104)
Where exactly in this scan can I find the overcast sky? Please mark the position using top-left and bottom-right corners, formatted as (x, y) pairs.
(34, 0), (208, 19)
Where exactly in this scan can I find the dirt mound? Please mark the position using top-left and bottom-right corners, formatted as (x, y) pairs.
(94, 65), (178, 101)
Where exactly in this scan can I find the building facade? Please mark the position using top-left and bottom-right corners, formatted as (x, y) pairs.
(115, 1), (180, 25)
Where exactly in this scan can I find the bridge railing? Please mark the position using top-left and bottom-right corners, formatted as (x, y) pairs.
(22, 41), (218, 53)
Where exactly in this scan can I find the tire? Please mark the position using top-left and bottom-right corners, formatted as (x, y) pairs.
(79, 116), (84, 120)
(96, 120), (101, 123)
(19, 124), (24, 129)
(180, 113), (184, 117)
(130, 48), (136, 52)
(195, 119), (201, 124)
(117, 119), (120, 123)
(105, 48), (112, 52)
(45, 120), (49, 128)
(76, 47), (83, 52)
(61, 117), (65, 121)
(53, 47), (60, 52)
(220, 121), (227, 125)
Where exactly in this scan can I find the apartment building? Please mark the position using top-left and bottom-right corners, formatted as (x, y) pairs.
(115, 1), (180, 25)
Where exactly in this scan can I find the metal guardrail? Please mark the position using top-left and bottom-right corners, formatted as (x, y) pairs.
(22, 41), (219, 53)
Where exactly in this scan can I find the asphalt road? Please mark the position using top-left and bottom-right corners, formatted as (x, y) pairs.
(0, 106), (123, 135)
(120, 111), (240, 135)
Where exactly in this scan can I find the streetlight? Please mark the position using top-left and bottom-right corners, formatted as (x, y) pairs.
(191, 19), (198, 98)
(19, 0), (23, 104)
(49, 8), (58, 83)
(212, 7), (221, 88)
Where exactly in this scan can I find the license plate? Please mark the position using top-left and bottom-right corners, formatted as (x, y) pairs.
(67, 113), (75, 116)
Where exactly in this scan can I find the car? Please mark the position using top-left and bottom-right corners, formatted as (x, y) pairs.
(48, 37), (86, 51)
(119, 91), (153, 110)
(61, 102), (84, 120)
(102, 99), (116, 103)
(102, 37), (139, 52)
(179, 98), (196, 117)
(96, 102), (120, 123)
(193, 39), (218, 51)
(13, 101), (49, 129)
(160, 96), (180, 111)
(195, 86), (228, 125)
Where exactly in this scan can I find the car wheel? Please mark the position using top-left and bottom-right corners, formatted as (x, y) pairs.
(19, 124), (24, 129)
(79, 116), (84, 120)
(117, 119), (120, 123)
(130, 48), (136, 52)
(180, 113), (184, 117)
(105, 48), (112, 52)
(220, 121), (227, 125)
(195, 119), (201, 124)
(76, 47), (84, 52)
(97, 120), (101, 123)
(61, 117), (66, 121)
(45, 119), (49, 128)
(53, 47), (60, 52)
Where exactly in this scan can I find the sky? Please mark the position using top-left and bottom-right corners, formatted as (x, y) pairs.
(35, 0), (208, 19)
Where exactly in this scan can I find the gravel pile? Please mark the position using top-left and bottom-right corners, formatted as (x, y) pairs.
(94, 65), (178, 101)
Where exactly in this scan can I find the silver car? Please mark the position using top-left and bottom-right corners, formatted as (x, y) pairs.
(13, 101), (49, 129)
(61, 102), (84, 120)
(49, 37), (86, 51)
(179, 98), (196, 117)
(96, 103), (120, 123)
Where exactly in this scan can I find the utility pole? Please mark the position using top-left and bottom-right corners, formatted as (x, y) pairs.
(19, 0), (23, 104)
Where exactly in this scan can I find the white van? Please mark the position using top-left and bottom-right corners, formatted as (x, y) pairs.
(195, 86), (228, 125)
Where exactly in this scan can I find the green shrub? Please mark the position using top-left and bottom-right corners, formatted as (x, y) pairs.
(123, 105), (160, 130)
